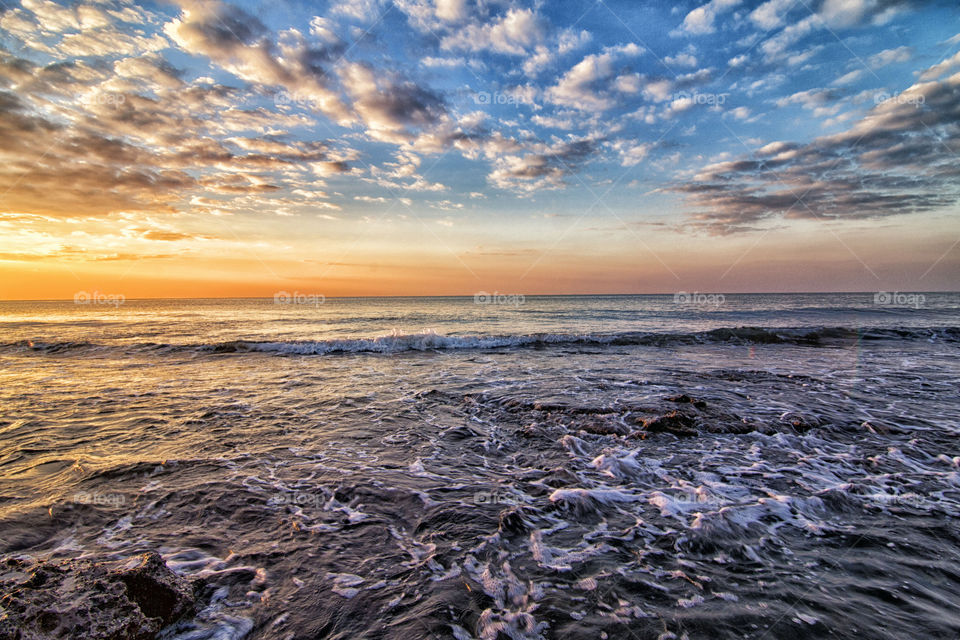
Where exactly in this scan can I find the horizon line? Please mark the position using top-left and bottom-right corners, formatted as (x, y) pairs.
(2, 290), (958, 302)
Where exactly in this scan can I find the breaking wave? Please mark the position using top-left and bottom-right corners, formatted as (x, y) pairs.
(7, 325), (960, 356)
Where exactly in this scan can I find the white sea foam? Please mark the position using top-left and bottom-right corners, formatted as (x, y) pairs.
(329, 572), (365, 598)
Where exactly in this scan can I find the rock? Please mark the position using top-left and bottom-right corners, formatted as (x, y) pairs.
(116, 553), (196, 625)
(497, 507), (532, 535)
(0, 552), (200, 640)
(577, 417), (628, 436)
(665, 394), (707, 409)
(860, 420), (902, 435)
(637, 411), (698, 437)
(441, 425), (482, 440)
(779, 412), (821, 432)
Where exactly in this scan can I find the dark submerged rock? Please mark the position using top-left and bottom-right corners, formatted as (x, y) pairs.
(666, 394), (708, 409)
(637, 410), (698, 437)
(0, 552), (199, 640)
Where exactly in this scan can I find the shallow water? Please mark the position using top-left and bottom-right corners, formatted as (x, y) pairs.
(1, 295), (959, 639)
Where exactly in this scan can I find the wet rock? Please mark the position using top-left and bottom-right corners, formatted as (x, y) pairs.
(577, 416), (628, 436)
(779, 412), (822, 432)
(636, 410), (698, 437)
(497, 506), (533, 535)
(539, 467), (581, 488)
(441, 424), (482, 440)
(516, 423), (545, 438)
(666, 394), (708, 409)
(860, 420), (903, 435)
(0, 551), (200, 640)
(116, 553), (196, 624)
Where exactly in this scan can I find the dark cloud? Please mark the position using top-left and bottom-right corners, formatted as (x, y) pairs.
(183, 0), (268, 46)
(166, 0), (352, 123)
(342, 62), (446, 143)
(674, 69), (960, 233)
(489, 137), (600, 191)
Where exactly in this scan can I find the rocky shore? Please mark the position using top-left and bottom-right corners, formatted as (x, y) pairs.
(0, 552), (200, 640)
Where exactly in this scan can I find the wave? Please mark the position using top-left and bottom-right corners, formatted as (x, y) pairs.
(6, 325), (960, 357)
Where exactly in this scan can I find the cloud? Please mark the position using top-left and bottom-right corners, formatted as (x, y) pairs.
(489, 138), (599, 192)
(776, 88), (843, 116)
(832, 69), (865, 85)
(0, 27), (356, 220)
(164, 0), (352, 124)
(760, 15), (818, 61)
(547, 46), (643, 111)
(818, 0), (906, 28)
(341, 62), (446, 144)
(441, 8), (545, 55)
(421, 56), (466, 68)
(329, 0), (385, 22)
(868, 46), (912, 68)
(610, 141), (652, 167)
(918, 50), (960, 81)
(760, 0), (911, 62)
(748, 0), (796, 30)
(673, 63), (960, 233)
(520, 28), (592, 76)
(679, 0), (741, 35)
(531, 113), (575, 130)
(435, 0), (468, 23)
(665, 52), (698, 68)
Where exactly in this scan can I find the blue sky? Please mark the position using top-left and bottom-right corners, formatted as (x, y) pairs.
(1, 0), (959, 296)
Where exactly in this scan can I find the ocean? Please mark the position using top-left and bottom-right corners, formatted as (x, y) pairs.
(1, 293), (959, 639)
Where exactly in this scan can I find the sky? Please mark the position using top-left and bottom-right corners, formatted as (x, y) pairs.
(1, 0), (959, 298)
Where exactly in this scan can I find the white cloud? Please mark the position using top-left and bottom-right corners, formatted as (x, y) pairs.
(308, 17), (342, 44)
(665, 52), (698, 67)
(868, 46), (912, 69)
(612, 141), (651, 166)
(421, 56), (465, 68)
(679, 0), (741, 35)
(441, 8), (544, 55)
(761, 1), (910, 62)
(832, 69), (864, 86)
(919, 50), (960, 81)
(523, 46), (554, 76)
(329, 0), (384, 21)
(748, 0), (795, 30)
(558, 29), (591, 54)
(643, 78), (674, 102)
(435, 0), (468, 22)
(776, 88), (842, 117)
(547, 49), (643, 111)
